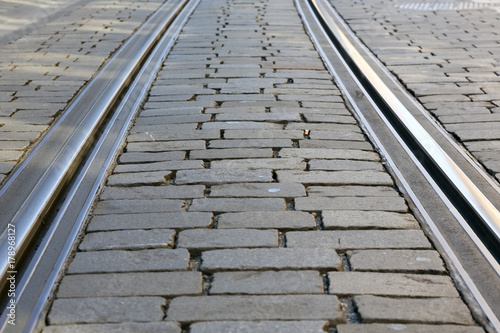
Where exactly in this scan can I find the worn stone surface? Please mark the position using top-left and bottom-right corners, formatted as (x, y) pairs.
(100, 185), (205, 200)
(209, 183), (306, 197)
(67, 249), (190, 274)
(354, 295), (475, 325)
(106, 171), (172, 186)
(189, 198), (286, 212)
(295, 196), (408, 212)
(277, 170), (393, 186)
(48, 297), (165, 324)
(211, 158), (306, 170)
(79, 229), (175, 251)
(202, 248), (342, 271)
(349, 250), (446, 273)
(287, 230), (431, 250)
(217, 211), (316, 229)
(322, 211), (420, 229)
(328, 272), (458, 297)
(176, 169), (273, 184)
(43, 322), (181, 333)
(87, 212), (213, 231)
(166, 295), (344, 323)
(178, 229), (278, 250)
(336, 324), (484, 333)
(307, 186), (399, 197)
(210, 270), (324, 294)
(93, 199), (185, 215)
(57, 272), (202, 297)
(189, 321), (328, 333)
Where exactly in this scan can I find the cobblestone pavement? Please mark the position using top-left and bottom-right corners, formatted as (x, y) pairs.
(330, 0), (500, 183)
(0, 0), (164, 184)
(42, 0), (486, 332)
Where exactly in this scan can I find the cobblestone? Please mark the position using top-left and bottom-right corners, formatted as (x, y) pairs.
(337, 324), (484, 333)
(166, 295), (344, 323)
(189, 198), (286, 212)
(100, 185), (205, 200)
(354, 295), (475, 325)
(190, 321), (328, 333)
(209, 183), (306, 198)
(176, 169), (273, 185)
(202, 248), (342, 271)
(328, 272), (458, 297)
(57, 271), (202, 297)
(295, 197), (408, 212)
(48, 297), (165, 325)
(217, 211), (316, 230)
(79, 229), (175, 251)
(178, 229), (278, 250)
(43, 322), (181, 333)
(67, 249), (190, 274)
(322, 211), (420, 229)
(349, 250), (446, 273)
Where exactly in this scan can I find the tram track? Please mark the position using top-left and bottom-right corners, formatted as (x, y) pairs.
(296, 0), (500, 330)
(0, 0), (199, 330)
(0, 0), (499, 331)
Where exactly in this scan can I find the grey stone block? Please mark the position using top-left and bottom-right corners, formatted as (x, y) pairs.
(189, 198), (286, 212)
(337, 324), (484, 333)
(167, 295), (343, 323)
(190, 148), (273, 160)
(93, 199), (185, 214)
(178, 229), (278, 250)
(211, 158), (306, 170)
(286, 230), (431, 250)
(307, 186), (399, 197)
(201, 248), (341, 271)
(57, 271), (202, 297)
(176, 169), (273, 184)
(48, 297), (165, 324)
(277, 170), (393, 186)
(43, 322), (181, 333)
(67, 249), (190, 274)
(295, 197), (408, 212)
(113, 160), (203, 173)
(79, 229), (175, 251)
(322, 211), (420, 229)
(354, 295), (475, 325)
(279, 148), (379, 161)
(328, 272), (458, 297)
(210, 270), (324, 294)
(349, 250), (446, 273)
(87, 212), (213, 231)
(100, 185), (205, 200)
(190, 321), (328, 333)
(209, 183), (306, 197)
(217, 211), (316, 229)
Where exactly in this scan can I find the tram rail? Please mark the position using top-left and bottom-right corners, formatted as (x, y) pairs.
(0, 0), (499, 331)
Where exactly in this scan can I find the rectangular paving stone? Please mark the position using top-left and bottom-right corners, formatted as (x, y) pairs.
(43, 322), (181, 333)
(190, 198), (286, 212)
(349, 250), (446, 273)
(295, 197), (408, 212)
(57, 271), (202, 297)
(178, 229), (278, 250)
(201, 248), (342, 271)
(211, 158), (305, 170)
(354, 295), (475, 325)
(106, 171), (172, 186)
(307, 186), (399, 197)
(337, 324), (484, 333)
(279, 148), (379, 161)
(166, 295), (343, 323)
(48, 297), (165, 325)
(176, 169), (273, 184)
(277, 170), (393, 186)
(208, 139), (293, 148)
(309, 160), (383, 171)
(113, 160), (204, 173)
(203, 121), (283, 130)
(209, 183), (306, 197)
(224, 129), (304, 139)
(87, 212), (212, 231)
(216, 113), (301, 122)
(127, 129), (219, 142)
(322, 211), (420, 229)
(190, 321), (328, 333)
(79, 229), (175, 251)
(286, 230), (431, 250)
(328, 272), (458, 297)
(93, 199), (185, 215)
(119, 151), (186, 163)
(67, 249), (190, 274)
(210, 270), (324, 295)
(190, 148), (273, 159)
(126, 140), (206, 152)
(100, 185), (205, 200)
(300, 140), (373, 150)
(217, 211), (316, 230)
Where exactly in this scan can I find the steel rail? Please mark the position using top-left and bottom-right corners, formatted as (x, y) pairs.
(309, 0), (500, 250)
(296, 0), (500, 329)
(0, 0), (189, 292)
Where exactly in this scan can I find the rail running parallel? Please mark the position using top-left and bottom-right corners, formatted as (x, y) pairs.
(0, 0), (201, 330)
(296, 0), (500, 330)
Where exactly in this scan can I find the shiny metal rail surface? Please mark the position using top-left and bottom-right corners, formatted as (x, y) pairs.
(296, 0), (500, 330)
(0, 0), (188, 293)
